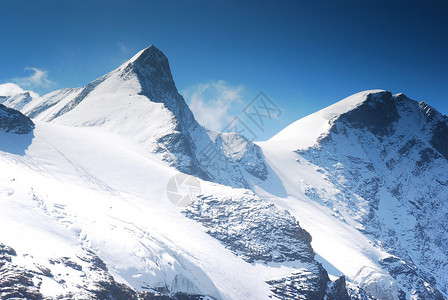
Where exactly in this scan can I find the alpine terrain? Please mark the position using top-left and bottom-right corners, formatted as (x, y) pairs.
(0, 46), (446, 300)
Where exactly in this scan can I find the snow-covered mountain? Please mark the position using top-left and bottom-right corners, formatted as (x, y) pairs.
(259, 90), (448, 299)
(0, 46), (447, 299)
(17, 46), (266, 189)
(0, 83), (38, 112)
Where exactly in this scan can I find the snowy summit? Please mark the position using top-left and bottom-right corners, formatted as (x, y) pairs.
(0, 46), (447, 300)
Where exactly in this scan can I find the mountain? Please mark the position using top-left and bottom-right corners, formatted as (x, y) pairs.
(22, 87), (83, 120)
(0, 46), (344, 300)
(19, 46), (266, 189)
(259, 90), (448, 299)
(0, 104), (34, 155)
(0, 83), (38, 111)
(0, 47), (447, 299)
(0, 104), (344, 299)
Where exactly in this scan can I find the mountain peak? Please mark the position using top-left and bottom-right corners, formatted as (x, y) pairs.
(334, 90), (398, 135)
(268, 90), (395, 148)
(125, 45), (172, 78)
(119, 45), (176, 100)
(128, 45), (167, 67)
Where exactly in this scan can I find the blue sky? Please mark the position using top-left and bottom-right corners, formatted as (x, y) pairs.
(1, 0), (447, 139)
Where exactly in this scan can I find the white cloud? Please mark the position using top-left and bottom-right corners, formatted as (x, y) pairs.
(0, 83), (25, 97)
(12, 67), (55, 90)
(0, 82), (39, 98)
(183, 80), (244, 131)
(118, 42), (129, 54)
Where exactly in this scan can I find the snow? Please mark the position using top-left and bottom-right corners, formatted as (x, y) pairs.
(126, 45), (155, 65)
(255, 90), (448, 298)
(0, 82), (39, 98)
(253, 141), (396, 294)
(21, 88), (82, 121)
(269, 90), (385, 149)
(1, 45), (446, 299)
(0, 120), (281, 299)
(0, 81), (329, 298)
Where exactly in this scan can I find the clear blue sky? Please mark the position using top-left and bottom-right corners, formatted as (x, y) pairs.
(1, 0), (447, 139)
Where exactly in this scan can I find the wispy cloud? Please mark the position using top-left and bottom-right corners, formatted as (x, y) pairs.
(118, 42), (129, 54)
(183, 80), (244, 131)
(12, 67), (55, 90)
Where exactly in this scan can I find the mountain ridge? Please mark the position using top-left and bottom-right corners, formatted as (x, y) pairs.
(10, 46), (267, 189)
(0, 46), (447, 299)
(263, 90), (448, 298)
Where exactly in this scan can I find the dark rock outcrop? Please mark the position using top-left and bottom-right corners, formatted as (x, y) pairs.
(183, 193), (351, 299)
(183, 193), (315, 264)
(0, 243), (211, 300)
(332, 91), (399, 136)
(0, 104), (34, 135)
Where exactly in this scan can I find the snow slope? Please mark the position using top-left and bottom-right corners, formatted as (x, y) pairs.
(258, 90), (448, 299)
(269, 90), (385, 149)
(19, 46), (266, 190)
(1, 46), (447, 299)
(0, 47), (346, 299)
(0, 120), (317, 299)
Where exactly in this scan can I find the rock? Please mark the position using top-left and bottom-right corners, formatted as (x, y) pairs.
(297, 91), (448, 297)
(0, 104), (34, 134)
(0, 243), (210, 300)
(183, 193), (315, 264)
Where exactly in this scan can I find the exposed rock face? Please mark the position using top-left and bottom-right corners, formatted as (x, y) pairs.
(298, 91), (448, 297)
(0, 104), (34, 134)
(183, 192), (350, 299)
(212, 132), (268, 180)
(0, 244), (209, 300)
(267, 266), (329, 300)
(184, 193), (315, 264)
(326, 276), (350, 300)
(123, 46), (269, 187)
(0, 244), (42, 300)
(127, 46), (185, 112)
(379, 256), (445, 299)
(346, 284), (376, 300)
(333, 91), (399, 136)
